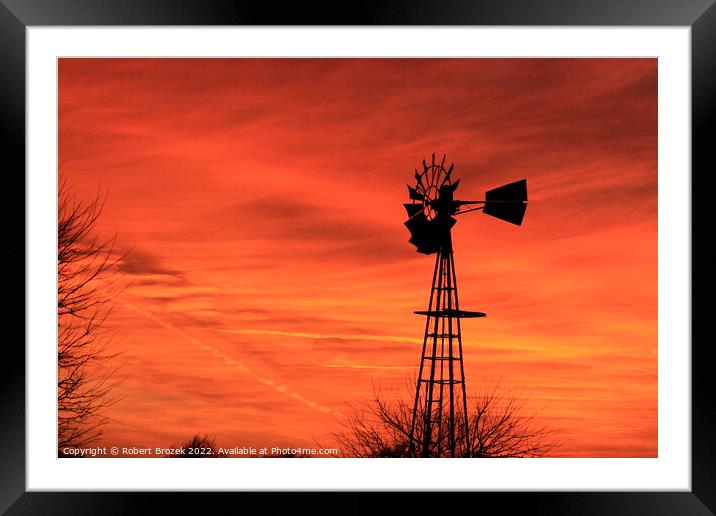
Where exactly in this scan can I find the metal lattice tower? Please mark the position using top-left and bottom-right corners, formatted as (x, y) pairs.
(403, 153), (527, 457)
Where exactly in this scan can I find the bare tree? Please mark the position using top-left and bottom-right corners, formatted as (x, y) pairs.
(335, 383), (559, 458)
(57, 177), (122, 454)
(166, 434), (218, 458)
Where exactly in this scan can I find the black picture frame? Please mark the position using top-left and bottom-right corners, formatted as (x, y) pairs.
(6, 1), (714, 513)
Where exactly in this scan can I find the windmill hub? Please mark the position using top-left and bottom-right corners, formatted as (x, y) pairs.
(403, 153), (528, 458)
(423, 186), (440, 219)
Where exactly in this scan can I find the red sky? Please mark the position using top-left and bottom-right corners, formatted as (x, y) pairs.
(59, 58), (657, 457)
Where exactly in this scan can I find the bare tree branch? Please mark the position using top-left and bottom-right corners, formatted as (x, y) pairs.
(165, 434), (218, 458)
(334, 382), (560, 458)
(58, 174), (125, 453)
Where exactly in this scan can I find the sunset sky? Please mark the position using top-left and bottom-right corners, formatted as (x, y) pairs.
(58, 58), (657, 457)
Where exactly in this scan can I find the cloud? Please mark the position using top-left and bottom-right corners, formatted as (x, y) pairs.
(119, 248), (184, 278)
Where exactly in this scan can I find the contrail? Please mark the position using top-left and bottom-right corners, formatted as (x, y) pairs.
(121, 299), (337, 415)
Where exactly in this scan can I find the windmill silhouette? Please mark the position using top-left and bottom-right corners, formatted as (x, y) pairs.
(403, 153), (527, 457)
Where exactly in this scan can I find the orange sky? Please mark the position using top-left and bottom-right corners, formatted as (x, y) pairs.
(58, 58), (657, 457)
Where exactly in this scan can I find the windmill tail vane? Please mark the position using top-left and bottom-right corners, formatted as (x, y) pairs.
(402, 153), (527, 457)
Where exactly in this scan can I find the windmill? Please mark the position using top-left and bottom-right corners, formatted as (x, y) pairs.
(403, 153), (527, 457)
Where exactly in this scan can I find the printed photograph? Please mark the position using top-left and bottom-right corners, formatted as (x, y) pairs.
(58, 58), (657, 458)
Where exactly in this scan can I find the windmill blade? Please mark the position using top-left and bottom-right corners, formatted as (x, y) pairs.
(483, 201), (527, 226)
(404, 211), (429, 234)
(440, 164), (460, 188)
(442, 163), (454, 185)
(416, 243), (441, 255)
(438, 183), (454, 204)
(433, 212), (457, 231)
(409, 235), (439, 254)
(415, 170), (424, 190)
(409, 230), (441, 255)
(485, 179), (527, 202)
(407, 185), (424, 201)
(404, 211), (455, 254)
(403, 203), (423, 218)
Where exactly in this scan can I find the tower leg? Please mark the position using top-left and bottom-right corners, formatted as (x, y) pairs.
(408, 252), (441, 457)
(452, 252), (471, 457)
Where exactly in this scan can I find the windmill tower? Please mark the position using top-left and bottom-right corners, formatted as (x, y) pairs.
(403, 153), (527, 457)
